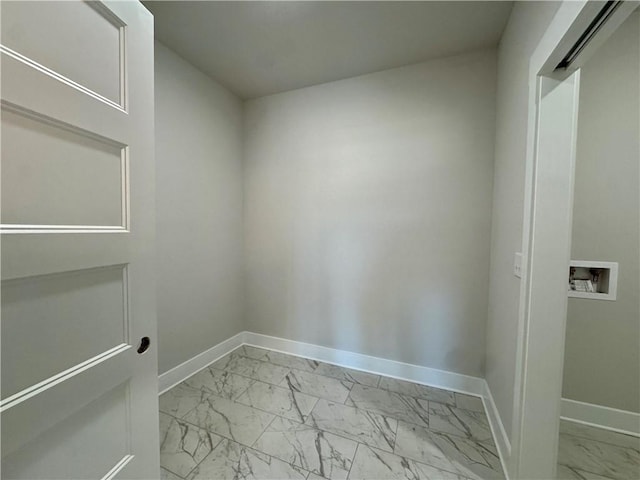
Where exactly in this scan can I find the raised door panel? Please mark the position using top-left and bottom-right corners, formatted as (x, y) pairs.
(1, 107), (127, 229)
(1, 0), (124, 106)
(1, 265), (129, 399)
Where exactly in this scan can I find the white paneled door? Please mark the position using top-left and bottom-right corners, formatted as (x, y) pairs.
(1, 1), (159, 478)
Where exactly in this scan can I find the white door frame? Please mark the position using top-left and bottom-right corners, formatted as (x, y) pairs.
(511, 1), (639, 477)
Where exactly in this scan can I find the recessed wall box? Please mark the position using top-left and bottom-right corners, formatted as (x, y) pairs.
(568, 260), (618, 301)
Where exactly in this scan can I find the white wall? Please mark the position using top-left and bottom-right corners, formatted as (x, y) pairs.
(244, 50), (497, 377)
(155, 41), (244, 375)
(563, 13), (640, 413)
(485, 0), (561, 439)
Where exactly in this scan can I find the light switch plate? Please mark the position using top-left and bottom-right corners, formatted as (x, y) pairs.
(514, 252), (523, 278)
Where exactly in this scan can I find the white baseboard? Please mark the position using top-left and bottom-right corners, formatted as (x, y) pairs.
(561, 398), (640, 437)
(483, 382), (512, 479)
(244, 332), (486, 396)
(158, 331), (245, 394)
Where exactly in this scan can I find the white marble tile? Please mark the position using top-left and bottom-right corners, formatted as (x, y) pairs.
(428, 403), (493, 443)
(212, 353), (291, 385)
(161, 467), (183, 480)
(159, 383), (212, 419)
(252, 416), (357, 479)
(236, 380), (319, 423)
(558, 432), (640, 480)
(210, 351), (245, 369)
(262, 350), (321, 373)
(182, 367), (254, 400)
(454, 393), (485, 413)
(378, 377), (456, 405)
(187, 438), (308, 480)
(348, 444), (470, 480)
(159, 412), (222, 478)
(559, 420), (640, 450)
(556, 463), (616, 480)
(305, 399), (397, 452)
(240, 345), (271, 360)
(394, 421), (467, 476)
(182, 394), (275, 446)
(307, 474), (327, 480)
(281, 369), (353, 403)
(345, 384), (430, 426)
(429, 430), (504, 479)
(313, 363), (380, 387)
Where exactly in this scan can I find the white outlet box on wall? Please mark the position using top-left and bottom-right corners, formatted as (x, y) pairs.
(568, 260), (618, 301)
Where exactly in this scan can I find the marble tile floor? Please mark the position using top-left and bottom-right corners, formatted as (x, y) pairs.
(556, 420), (640, 480)
(159, 345), (506, 480)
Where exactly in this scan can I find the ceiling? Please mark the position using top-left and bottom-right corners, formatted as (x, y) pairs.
(144, 1), (513, 100)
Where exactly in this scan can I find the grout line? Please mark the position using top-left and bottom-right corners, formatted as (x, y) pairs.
(557, 462), (621, 480)
(217, 363), (442, 436)
(305, 395), (322, 424)
(159, 389), (216, 423)
(160, 412), (222, 480)
(207, 360), (292, 388)
(182, 428), (225, 480)
(231, 377), (257, 402)
(239, 347), (456, 405)
(360, 442), (478, 480)
(247, 402), (368, 458)
(162, 348), (502, 480)
(170, 358), (488, 441)
(558, 428), (640, 450)
(251, 413), (279, 448)
(426, 400), (432, 429)
(346, 443), (361, 480)
(241, 343), (392, 390)
(343, 381), (357, 406)
(160, 465), (185, 480)
(166, 383), (488, 479)
(168, 397), (470, 480)
(392, 415), (400, 452)
(165, 349), (498, 444)
(231, 345), (462, 407)
(208, 356), (355, 406)
(164, 400), (306, 468)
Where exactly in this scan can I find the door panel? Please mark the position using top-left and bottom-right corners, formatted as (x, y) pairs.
(1, 107), (126, 228)
(3, 382), (132, 480)
(1, 1), (158, 478)
(2, 346), (132, 460)
(2, 265), (128, 399)
(1, 1), (124, 105)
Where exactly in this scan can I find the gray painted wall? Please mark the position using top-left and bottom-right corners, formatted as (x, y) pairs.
(485, 1), (561, 440)
(243, 50), (497, 377)
(563, 13), (640, 413)
(155, 41), (244, 375)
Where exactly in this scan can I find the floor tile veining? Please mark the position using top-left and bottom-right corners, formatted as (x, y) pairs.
(556, 420), (640, 480)
(159, 345), (506, 479)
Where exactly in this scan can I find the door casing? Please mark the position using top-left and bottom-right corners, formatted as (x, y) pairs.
(511, 1), (639, 477)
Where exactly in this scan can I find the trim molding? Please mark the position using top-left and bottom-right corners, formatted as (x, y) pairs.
(158, 331), (245, 394)
(244, 332), (485, 396)
(483, 382), (512, 479)
(561, 398), (640, 437)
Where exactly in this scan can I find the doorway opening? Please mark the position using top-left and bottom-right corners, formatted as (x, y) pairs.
(513, 2), (639, 478)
